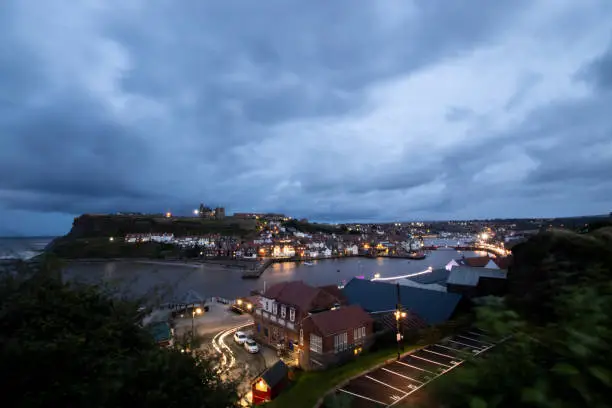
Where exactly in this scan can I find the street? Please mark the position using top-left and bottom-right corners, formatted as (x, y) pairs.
(173, 301), (279, 404)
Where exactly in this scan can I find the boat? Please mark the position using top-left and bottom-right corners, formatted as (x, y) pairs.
(406, 251), (427, 260)
(303, 262), (314, 266)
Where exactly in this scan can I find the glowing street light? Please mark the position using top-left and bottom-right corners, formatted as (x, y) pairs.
(166, 212), (172, 218)
(191, 305), (204, 346)
(374, 273), (381, 279)
(193, 209), (199, 215)
(109, 237), (114, 242)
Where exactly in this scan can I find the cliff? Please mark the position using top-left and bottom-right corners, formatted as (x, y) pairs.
(64, 214), (258, 239)
(46, 214), (258, 259)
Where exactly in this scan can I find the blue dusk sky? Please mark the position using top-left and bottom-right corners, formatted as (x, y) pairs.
(1, 0), (612, 236)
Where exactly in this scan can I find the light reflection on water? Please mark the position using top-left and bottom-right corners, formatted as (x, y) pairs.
(63, 250), (480, 300)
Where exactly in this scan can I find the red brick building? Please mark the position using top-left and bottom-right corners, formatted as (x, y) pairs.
(300, 305), (374, 369)
(253, 281), (373, 370)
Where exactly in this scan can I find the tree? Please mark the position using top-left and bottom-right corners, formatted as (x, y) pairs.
(422, 229), (612, 408)
(0, 262), (238, 408)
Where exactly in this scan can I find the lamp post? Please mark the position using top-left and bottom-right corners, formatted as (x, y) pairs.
(191, 305), (203, 346)
(395, 283), (406, 360)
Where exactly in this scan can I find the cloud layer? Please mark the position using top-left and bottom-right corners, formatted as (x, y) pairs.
(1, 0), (612, 235)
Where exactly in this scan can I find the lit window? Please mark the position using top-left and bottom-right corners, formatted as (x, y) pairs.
(289, 308), (295, 322)
(361, 326), (365, 337)
(310, 334), (322, 354)
(281, 305), (286, 319)
(299, 329), (304, 345)
(272, 303), (277, 315)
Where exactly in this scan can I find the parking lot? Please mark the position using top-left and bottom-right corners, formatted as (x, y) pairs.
(333, 329), (499, 407)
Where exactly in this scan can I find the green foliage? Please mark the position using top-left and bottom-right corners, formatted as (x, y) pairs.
(0, 265), (238, 408)
(322, 392), (353, 408)
(429, 228), (612, 408)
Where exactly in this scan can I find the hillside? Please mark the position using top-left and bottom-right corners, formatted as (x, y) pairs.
(65, 214), (258, 239)
(46, 214), (259, 259)
(508, 226), (612, 324)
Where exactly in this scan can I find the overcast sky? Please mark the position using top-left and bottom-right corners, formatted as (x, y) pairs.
(1, 0), (612, 236)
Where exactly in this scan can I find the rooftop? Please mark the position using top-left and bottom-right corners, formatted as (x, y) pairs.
(263, 281), (338, 312)
(342, 278), (462, 325)
(447, 266), (508, 287)
(304, 305), (373, 337)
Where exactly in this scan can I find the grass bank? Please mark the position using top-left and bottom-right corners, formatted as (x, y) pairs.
(266, 345), (418, 408)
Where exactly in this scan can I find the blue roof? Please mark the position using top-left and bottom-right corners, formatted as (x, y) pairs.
(342, 278), (462, 325)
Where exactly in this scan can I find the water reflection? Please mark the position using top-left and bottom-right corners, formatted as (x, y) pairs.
(63, 250), (479, 300)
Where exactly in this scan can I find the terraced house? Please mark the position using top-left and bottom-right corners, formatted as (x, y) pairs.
(253, 281), (373, 370)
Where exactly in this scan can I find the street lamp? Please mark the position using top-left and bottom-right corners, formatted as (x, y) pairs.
(395, 283), (406, 360)
(191, 305), (203, 346)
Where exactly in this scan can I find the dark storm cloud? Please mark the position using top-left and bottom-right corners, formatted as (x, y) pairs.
(582, 38), (612, 90)
(0, 0), (611, 235)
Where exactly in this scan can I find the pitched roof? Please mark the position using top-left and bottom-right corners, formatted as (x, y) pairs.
(260, 360), (288, 388)
(462, 256), (491, 267)
(147, 321), (172, 343)
(318, 285), (348, 304)
(447, 266), (507, 287)
(342, 278), (462, 325)
(263, 281), (338, 312)
(304, 305), (373, 337)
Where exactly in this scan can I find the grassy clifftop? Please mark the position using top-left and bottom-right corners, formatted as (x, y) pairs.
(46, 214), (258, 259)
(65, 214), (258, 239)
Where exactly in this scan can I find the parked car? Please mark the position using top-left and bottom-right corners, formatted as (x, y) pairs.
(244, 339), (259, 354)
(234, 331), (248, 344)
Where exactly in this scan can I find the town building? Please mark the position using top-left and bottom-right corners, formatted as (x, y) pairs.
(446, 266), (507, 297)
(300, 305), (374, 370)
(251, 360), (289, 405)
(253, 281), (372, 370)
(214, 207), (225, 219)
(341, 278), (463, 332)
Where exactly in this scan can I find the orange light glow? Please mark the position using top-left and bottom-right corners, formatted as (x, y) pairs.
(255, 379), (268, 392)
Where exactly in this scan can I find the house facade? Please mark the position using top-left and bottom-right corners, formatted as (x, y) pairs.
(253, 281), (338, 352)
(253, 281), (371, 370)
(299, 305), (374, 370)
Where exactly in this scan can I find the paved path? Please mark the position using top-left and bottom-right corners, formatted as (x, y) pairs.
(331, 329), (501, 407)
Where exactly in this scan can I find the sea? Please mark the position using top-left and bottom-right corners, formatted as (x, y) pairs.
(0, 237), (484, 301)
(0, 237), (56, 260)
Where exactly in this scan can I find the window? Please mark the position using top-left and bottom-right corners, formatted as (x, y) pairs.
(310, 334), (322, 354)
(334, 332), (348, 353)
(281, 305), (286, 319)
(354, 326), (366, 343)
(299, 329), (304, 345)
(289, 308), (295, 322)
(272, 303), (278, 315)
